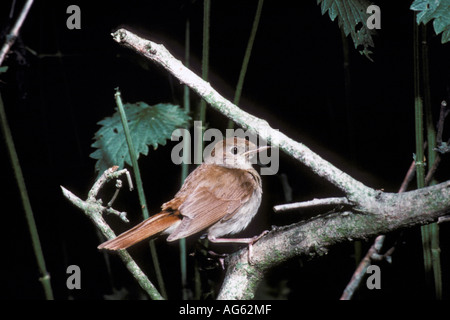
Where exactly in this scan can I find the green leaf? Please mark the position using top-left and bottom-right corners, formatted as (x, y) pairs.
(90, 102), (190, 175)
(411, 0), (450, 43)
(317, 0), (377, 59)
(0, 66), (8, 74)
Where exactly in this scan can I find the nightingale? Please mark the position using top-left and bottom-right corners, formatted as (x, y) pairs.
(98, 137), (268, 254)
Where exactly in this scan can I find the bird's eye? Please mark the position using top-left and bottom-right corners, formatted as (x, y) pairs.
(231, 146), (239, 155)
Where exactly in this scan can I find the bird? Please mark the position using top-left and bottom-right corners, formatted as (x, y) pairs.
(97, 137), (269, 256)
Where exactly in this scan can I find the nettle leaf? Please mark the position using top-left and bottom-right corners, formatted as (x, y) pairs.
(411, 0), (450, 44)
(90, 102), (190, 175)
(317, 0), (377, 59)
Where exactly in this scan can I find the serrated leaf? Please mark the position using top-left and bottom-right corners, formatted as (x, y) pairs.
(317, 0), (377, 59)
(411, 0), (450, 44)
(90, 102), (190, 175)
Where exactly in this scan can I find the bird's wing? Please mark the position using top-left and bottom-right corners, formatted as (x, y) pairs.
(166, 164), (259, 241)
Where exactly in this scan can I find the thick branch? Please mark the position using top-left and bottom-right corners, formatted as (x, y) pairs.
(218, 181), (450, 299)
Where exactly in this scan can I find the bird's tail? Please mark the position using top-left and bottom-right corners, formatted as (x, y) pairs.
(98, 211), (181, 250)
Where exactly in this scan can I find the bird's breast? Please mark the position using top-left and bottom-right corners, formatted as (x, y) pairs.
(207, 186), (262, 238)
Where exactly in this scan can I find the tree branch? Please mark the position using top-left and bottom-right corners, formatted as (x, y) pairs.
(218, 182), (450, 299)
(61, 167), (164, 300)
(111, 28), (376, 200)
(273, 197), (351, 213)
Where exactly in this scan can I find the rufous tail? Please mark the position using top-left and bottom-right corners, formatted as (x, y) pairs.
(98, 211), (180, 250)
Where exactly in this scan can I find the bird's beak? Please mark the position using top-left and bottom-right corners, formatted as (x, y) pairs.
(242, 145), (271, 157)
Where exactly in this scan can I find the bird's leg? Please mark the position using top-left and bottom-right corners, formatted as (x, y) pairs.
(192, 238), (228, 270)
(208, 230), (269, 265)
(206, 251), (228, 270)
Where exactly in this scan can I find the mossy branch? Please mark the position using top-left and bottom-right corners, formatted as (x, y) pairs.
(218, 182), (450, 299)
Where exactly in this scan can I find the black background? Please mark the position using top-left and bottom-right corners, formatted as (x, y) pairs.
(1, 0), (450, 300)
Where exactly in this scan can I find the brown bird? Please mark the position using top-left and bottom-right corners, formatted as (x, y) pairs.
(98, 137), (268, 253)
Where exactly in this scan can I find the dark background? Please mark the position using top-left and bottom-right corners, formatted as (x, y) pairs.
(1, 0), (450, 300)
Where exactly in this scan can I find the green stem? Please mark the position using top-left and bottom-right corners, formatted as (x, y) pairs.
(114, 89), (167, 298)
(227, 0), (264, 129)
(198, 0), (210, 136)
(414, 17), (435, 297)
(413, 19), (425, 190)
(180, 17), (191, 300)
(0, 93), (54, 299)
(421, 24), (442, 300)
(114, 89), (149, 218)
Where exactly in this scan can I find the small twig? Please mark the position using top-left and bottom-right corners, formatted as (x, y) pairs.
(0, 0), (34, 66)
(425, 155), (441, 185)
(61, 168), (164, 300)
(340, 151), (419, 300)
(435, 100), (450, 154)
(88, 166), (123, 200)
(107, 179), (122, 207)
(273, 197), (351, 213)
(399, 158), (417, 193)
(438, 216), (450, 224)
(104, 207), (129, 223)
(436, 100), (448, 145)
(125, 170), (134, 191)
(340, 234), (385, 300)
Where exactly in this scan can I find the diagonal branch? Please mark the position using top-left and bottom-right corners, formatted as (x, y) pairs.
(111, 28), (376, 201)
(61, 167), (164, 300)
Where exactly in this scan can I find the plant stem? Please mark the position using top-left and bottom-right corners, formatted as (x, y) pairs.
(421, 24), (442, 299)
(114, 89), (167, 298)
(180, 17), (191, 300)
(197, 0), (210, 141)
(114, 89), (149, 218)
(0, 93), (54, 299)
(227, 0), (264, 129)
(414, 17), (434, 297)
(413, 19), (425, 188)
(0, 0), (34, 66)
